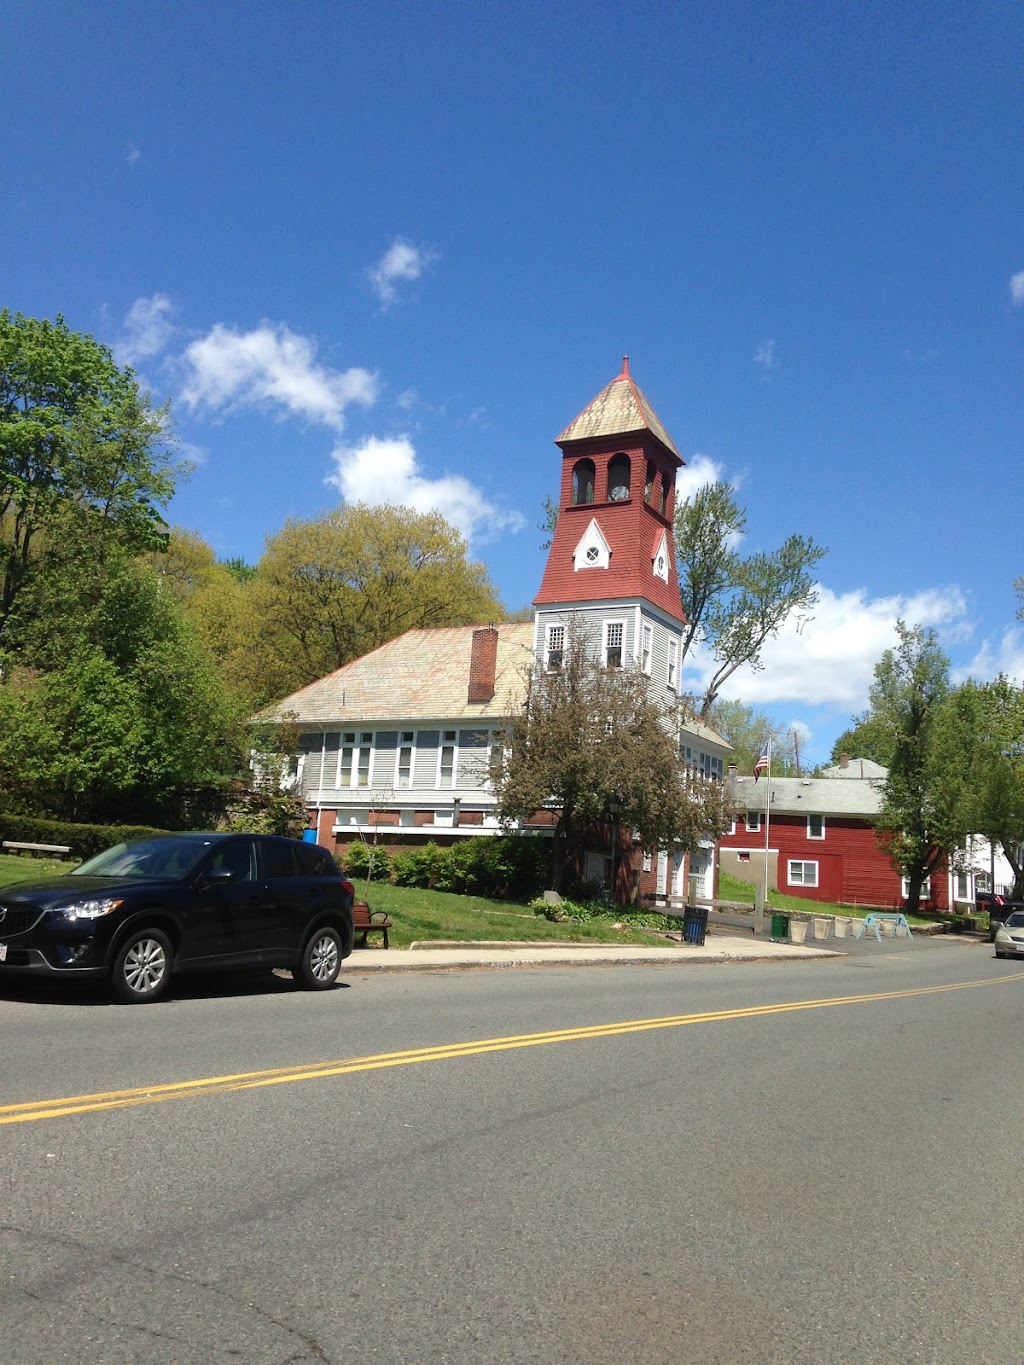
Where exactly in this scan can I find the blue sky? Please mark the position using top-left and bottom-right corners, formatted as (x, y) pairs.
(5, 1), (1022, 765)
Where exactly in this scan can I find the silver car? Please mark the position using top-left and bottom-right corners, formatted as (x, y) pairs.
(994, 910), (1024, 959)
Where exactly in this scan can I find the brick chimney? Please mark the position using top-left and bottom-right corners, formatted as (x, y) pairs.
(468, 626), (499, 703)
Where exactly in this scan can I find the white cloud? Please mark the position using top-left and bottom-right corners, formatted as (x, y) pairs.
(1010, 271), (1024, 306)
(116, 293), (176, 367)
(676, 453), (729, 504)
(957, 627), (1024, 686)
(754, 339), (778, 371)
(367, 238), (438, 307)
(683, 583), (971, 711)
(126, 143), (141, 169)
(327, 434), (524, 544)
(181, 323), (378, 429)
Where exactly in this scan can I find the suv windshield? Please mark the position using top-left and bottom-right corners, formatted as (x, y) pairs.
(72, 837), (221, 881)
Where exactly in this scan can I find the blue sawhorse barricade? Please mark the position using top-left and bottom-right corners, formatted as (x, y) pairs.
(854, 912), (913, 942)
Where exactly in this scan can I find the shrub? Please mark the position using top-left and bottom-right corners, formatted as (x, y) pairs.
(0, 812), (168, 861)
(343, 842), (391, 882)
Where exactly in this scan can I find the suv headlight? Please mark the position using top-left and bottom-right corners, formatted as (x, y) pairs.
(58, 897), (124, 921)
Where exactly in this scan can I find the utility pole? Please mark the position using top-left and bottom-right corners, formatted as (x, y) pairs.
(792, 727), (801, 777)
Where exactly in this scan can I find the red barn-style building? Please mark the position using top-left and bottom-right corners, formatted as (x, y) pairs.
(720, 760), (952, 911)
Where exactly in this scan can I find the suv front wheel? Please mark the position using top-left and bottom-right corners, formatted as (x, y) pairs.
(294, 926), (342, 990)
(111, 928), (174, 1004)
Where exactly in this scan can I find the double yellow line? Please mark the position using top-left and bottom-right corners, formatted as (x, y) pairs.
(4, 973), (1021, 1126)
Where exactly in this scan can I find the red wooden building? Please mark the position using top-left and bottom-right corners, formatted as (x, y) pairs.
(720, 763), (952, 911)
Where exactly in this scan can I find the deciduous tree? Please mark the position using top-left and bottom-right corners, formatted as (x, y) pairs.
(674, 480), (825, 714)
(494, 624), (732, 897)
(0, 310), (185, 651)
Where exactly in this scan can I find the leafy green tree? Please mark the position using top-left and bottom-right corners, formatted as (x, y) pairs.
(0, 559), (246, 825)
(673, 480), (825, 714)
(0, 310), (185, 651)
(706, 699), (798, 775)
(947, 677), (1024, 898)
(494, 624), (732, 898)
(829, 710), (895, 768)
(869, 622), (959, 913)
(243, 504), (505, 703)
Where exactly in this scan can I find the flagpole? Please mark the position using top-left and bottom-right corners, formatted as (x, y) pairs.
(763, 740), (771, 906)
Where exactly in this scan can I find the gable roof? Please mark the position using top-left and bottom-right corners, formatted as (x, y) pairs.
(556, 358), (682, 462)
(257, 623), (536, 727)
(731, 774), (883, 818)
(819, 757), (889, 780)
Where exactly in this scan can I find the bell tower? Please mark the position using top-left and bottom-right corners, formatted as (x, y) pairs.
(533, 358), (686, 692)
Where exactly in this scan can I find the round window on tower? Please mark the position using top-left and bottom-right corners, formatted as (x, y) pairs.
(586, 546), (600, 563)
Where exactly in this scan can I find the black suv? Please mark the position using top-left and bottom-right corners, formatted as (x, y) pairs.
(0, 833), (355, 1003)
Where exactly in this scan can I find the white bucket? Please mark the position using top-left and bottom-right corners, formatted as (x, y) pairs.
(833, 917), (849, 938)
(813, 917), (830, 940)
(789, 919), (808, 944)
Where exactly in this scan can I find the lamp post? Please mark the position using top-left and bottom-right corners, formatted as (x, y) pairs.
(607, 794), (622, 906)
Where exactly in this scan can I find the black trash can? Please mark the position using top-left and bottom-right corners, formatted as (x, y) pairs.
(682, 905), (709, 946)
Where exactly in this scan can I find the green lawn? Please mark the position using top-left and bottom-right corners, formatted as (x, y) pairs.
(355, 882), (675, 949)
(0, 852), (76, 884)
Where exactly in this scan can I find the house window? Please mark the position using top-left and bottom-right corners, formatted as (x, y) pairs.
(955, 870), (969, 899)
(604, 620), (624, 668)
(338, 732), (373, 788)
(745, 811), (761, 833)
(640, 623), (653, 675)
(546, 624), (565, 671)
(438, 730), (457, 788)
(667, 638), (678, 689)
(725, 819), (736, 836)
(807, 814), (825, 840)
(487, 731), (505, 786)
(788, 860), (819, 888)
(901, 875), (932, 899)
(642, 850), (652, 873)
(644, 461), (656, 505)
(607, 453), (631, 501)
(572, 459), (595, 505)
(396, 732), (415, 788)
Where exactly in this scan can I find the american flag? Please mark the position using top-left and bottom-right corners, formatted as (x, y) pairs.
(754, 741), (770, 781)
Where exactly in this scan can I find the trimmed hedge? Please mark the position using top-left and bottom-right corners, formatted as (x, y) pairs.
(0, 812), (169, 861)
(342, 835), (549, 902)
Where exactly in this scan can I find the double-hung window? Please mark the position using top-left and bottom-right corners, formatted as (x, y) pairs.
(604, 620), (624, 668)
(640, 622), (653, 675)
(338, 732), (373, 788)
(788, 860), (818, 888)
(438, 730), (457, 788)
(396, 732), (415, 788)
(745, 811), (761, 833)
(546, 624), (565, 672)
(807, 814), (825, 840)
(667, 638), (678, 689)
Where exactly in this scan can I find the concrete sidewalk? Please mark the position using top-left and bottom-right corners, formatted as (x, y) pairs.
(344, 933), (841, 972)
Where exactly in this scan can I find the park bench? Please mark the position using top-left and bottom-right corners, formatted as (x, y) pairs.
(2, 840), (71, 857)
(353, 900), (393, 949)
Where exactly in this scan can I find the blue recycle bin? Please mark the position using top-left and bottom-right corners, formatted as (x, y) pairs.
(301, 827), (318, 843)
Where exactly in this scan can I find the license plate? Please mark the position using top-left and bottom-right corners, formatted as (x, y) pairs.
(0, 944), (6, 961)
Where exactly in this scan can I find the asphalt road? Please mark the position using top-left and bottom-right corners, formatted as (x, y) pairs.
(3, 935), (1022, 1364)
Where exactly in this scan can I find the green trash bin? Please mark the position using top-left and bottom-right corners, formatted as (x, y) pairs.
(770, 912), (789, 941)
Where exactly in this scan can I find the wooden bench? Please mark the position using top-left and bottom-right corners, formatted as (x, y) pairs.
(2, 840), (71, 856)
(353, 900), (393, 949)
